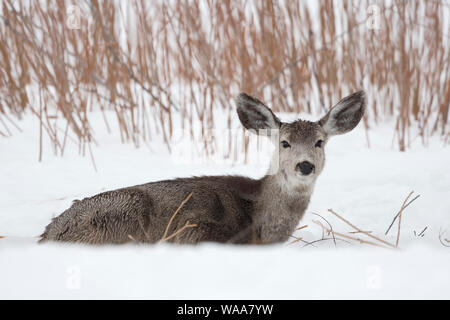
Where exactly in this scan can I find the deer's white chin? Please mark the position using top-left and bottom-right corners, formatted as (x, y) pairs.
(295, 171), (315, 181)
(291, 173), (316, 189)
(284, 172), (314, 188)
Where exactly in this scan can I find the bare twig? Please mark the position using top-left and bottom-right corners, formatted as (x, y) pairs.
(287, 225), (309, 245)
(127, 234), (138, 243)
(160, 192), (195, 242)
(414, 226), (428, 238)
(301, 237), (351, 248)
(439, 228), (450, 247)
(311, 212), (336, 247)
(161, 221), (198, 242)
(313, 220), (390, 249)
(296, 225), (308, 231)
(328, 209), (396, 248)
(288, 235), (316, 247)
(349, 230), (373, 234)
(385, 192), (419, 235)
(288, 235), (303, 245)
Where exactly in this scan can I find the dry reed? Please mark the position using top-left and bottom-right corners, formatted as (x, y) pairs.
(304, 190), (420, 249)
(160, 191), (196, 242)
(0, 0), (448, 159)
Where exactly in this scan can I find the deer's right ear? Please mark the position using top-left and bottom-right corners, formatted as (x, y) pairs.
(236, 93), (281, 132)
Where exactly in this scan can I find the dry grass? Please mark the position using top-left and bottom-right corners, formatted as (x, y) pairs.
(328, 208), (396, 248)
(295, 191), (421, 249)
(0, 0), (448, 158)
(385, 191), (420, 236)
(313, 220), (390, 248)
(160, 191), (196, 243)
(439, 228), (450, 247)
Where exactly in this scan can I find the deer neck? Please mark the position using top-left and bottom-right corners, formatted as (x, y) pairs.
(252, 170), (314, 243)
(260, 172), (314, 210)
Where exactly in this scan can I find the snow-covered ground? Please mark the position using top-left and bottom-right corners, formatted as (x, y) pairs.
(1, 111), (449, 299)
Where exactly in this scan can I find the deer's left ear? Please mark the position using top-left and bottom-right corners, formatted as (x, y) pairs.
(319, 90), (366, 136)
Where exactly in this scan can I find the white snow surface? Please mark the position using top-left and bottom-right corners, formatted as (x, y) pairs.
(0, 111), (449, 299)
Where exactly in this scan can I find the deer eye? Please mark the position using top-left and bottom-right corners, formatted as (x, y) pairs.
(281, 140), (291, 148)
(315, 140), (324, 148)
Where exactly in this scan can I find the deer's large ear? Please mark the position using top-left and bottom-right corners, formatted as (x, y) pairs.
(236, 93), (281, 133)
(319, 90), (366, 136)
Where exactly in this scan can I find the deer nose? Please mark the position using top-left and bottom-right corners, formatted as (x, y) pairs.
(296, 161), (315, 175)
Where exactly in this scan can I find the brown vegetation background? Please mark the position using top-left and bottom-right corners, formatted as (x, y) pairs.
(0, 0), (448, 159)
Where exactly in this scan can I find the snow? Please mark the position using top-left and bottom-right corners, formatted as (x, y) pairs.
(1, 111), (449, 299)
(2, 241), (448, 299)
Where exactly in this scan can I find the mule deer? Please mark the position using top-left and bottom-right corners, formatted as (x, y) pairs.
(40, 91), (365, 244)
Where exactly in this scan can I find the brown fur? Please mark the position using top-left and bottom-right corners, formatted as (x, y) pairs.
(40, 91), (365, 245)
